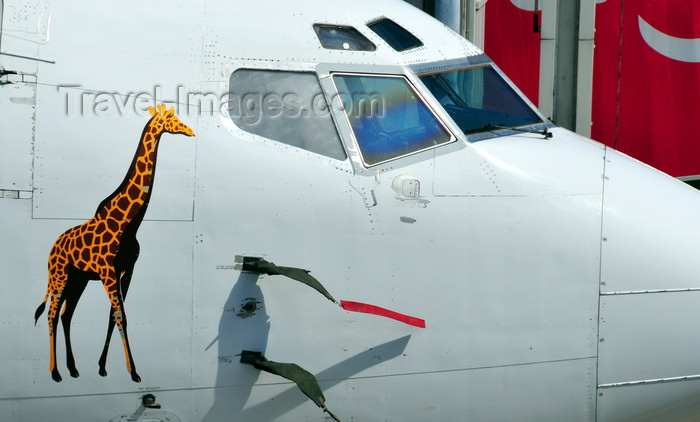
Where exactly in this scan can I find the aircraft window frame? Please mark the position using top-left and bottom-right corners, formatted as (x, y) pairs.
(226, 68), (348, 161)
(313, 24), (376, 51)
(413, 59), (550, 142)
(367, 18), (424, 52)
(329, 72), (456, 168)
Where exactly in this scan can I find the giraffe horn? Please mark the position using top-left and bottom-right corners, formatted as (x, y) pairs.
(148, 106), (156, 117)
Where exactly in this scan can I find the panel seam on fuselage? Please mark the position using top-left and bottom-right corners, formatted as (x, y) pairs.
(598, 374), (700, 389)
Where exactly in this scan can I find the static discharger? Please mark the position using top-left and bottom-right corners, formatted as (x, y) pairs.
(235, 256), (426, 328)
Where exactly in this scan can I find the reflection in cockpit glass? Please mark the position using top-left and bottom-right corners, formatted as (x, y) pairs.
(332, 74), (453, 166)
(419, 65), (543, 135)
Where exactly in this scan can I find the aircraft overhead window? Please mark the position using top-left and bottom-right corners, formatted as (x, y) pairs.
(332, 74), (453, 166)
(228, 70), (347, 161)
(313, 24), (376, 51)
(419, 65), (543, 135)
(367, 18), (423, 51)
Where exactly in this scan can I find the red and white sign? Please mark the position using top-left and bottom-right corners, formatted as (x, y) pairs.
(484, 0), (541, 106)
(485, 0), (700, 176)
(593, 0), (700, 176)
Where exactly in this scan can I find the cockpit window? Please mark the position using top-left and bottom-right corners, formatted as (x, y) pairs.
(367, 18), (423, 51)
(332, 73), (454, 166)
(228, 69), (347, 160)
(419, 65), (543, 135)
(313, 24), (376, 51)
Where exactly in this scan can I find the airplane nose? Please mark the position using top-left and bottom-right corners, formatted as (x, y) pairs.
(596, 148), (700, 420)
(600, 149), (700, 294)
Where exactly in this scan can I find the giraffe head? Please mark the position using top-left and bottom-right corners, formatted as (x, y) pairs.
(148, 104), (196, 137)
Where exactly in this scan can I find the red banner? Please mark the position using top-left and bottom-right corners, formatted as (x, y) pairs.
(484, 0), (541, 106)
(485, 0), (700, 176)
(592, 0), (700, 177)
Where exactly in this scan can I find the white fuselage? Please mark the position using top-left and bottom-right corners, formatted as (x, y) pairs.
(2, 1), (700, 421)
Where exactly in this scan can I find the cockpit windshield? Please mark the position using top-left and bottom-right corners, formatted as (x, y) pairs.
(419, 65), (543, 135)
(332, 73), (454, 166)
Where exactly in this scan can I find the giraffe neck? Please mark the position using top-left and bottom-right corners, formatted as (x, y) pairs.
(94, 119), (163, 223)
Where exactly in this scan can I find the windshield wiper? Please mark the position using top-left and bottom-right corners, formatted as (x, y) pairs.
(468, 123), (553, 139)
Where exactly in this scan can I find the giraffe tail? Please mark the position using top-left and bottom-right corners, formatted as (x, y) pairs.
(34, 297), (48, 326)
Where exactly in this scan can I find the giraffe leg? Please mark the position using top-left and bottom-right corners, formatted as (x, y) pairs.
(116, 310), (141, 383)
(99, 247), (137, 377)
(97, 312), (114, 377)
(48, 294), (64, 382)
(101, 268), (141, 382)
(61, 269), (90, 378)
(97, 276), (132, 377)
(46, 268), (68, 383)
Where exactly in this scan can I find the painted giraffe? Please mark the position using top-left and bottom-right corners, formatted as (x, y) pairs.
(34, 104), (195, 382)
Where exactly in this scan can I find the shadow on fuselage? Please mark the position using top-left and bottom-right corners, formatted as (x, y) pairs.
(202, 271), (270, 421)
(202, 271), (412, 420)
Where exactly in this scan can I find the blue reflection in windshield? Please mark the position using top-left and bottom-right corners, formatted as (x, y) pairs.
(419, 65), (542, 134)
(333, 74), (452, 166)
